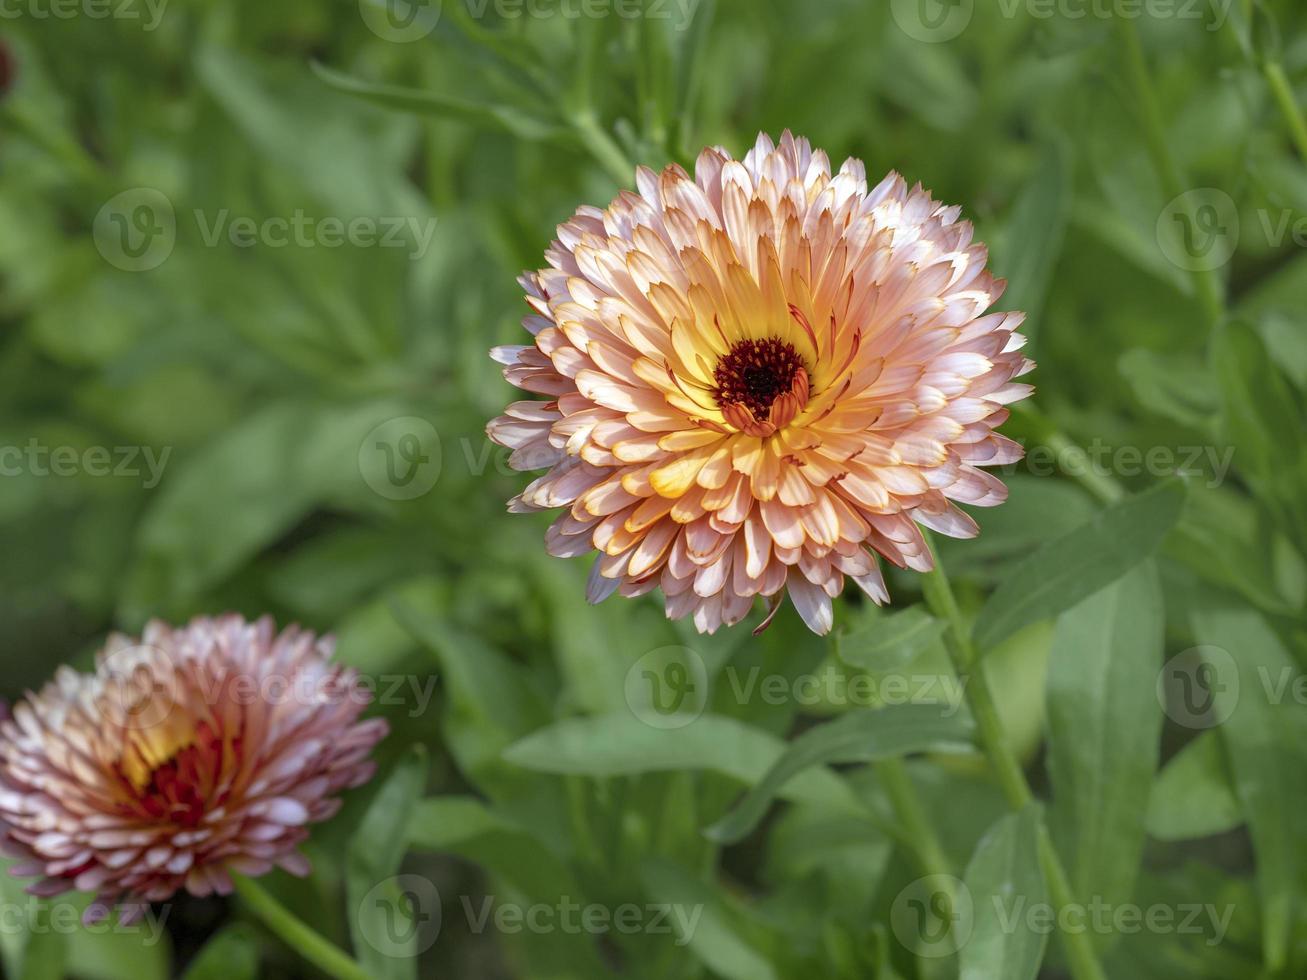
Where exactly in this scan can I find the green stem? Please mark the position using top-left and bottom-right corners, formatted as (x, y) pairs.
(922, 540), (1106, 980)
(231, 875), (374, 980)
(572, 111), (635, 187)
(1116, 17), (1224, 329)
(876, 757), (953, 879)
(1263, 60), (1307, 163)
(1043, 431), (1126, 506)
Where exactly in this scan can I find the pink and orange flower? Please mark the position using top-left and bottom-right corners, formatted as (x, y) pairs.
(489, 131), (1032, 634)
(0, 615), (386, 920)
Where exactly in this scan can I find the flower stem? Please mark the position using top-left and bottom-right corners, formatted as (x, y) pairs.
(572, 110), (635, 187)
(921, 539), (1106, 980)
(231, 874), (374, 980)
(1115, 17), (1224, 330)
(1262, 60), (1307, 164)
(876, 757), (953, 879)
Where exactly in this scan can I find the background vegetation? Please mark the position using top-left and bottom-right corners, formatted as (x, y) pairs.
(1, 0), (1306, 976)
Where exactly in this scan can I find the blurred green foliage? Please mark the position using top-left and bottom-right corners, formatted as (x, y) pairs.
(2, 0), (1307, 977)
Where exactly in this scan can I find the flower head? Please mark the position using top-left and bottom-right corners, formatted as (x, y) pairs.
(488, 131), (1032, 634)
(0, 615), (387, 920)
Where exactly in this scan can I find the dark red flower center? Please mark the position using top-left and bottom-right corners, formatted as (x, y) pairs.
(713, 338), (804, 420)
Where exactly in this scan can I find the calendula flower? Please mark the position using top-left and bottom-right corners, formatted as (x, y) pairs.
(488, 132), (1031, 635)
(0, 615), (387, 921)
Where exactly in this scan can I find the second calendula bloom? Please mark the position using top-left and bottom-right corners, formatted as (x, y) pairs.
(488, 131), (1032, 635)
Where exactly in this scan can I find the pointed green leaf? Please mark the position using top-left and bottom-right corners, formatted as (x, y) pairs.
(704, 704), (974, 844)
(836, 605), (946, 674)
(1192, 606), (1307, 972)
(960, 806), (1049, 980)
(346, 745), (427, 980)
(1146, 731), (1242, 842)
(504, 712), (859, 810)
(181, 926), (259, 980)
(973, 478), (1185, 651)
(310, 62), (566, 142)
(1046, 561), (1164, 947)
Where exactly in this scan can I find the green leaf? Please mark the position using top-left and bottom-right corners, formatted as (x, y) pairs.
(504, 713), (860, 811)
(390, 600), (555, 794)
(640, 859), (777, 980)
(0, 863), (67, 980)
(1192, 606), (1307, 972)
(972, 478), (1186, 651)
(66, 917), (169, 980)
(835, 605), (946, 675)
(703, 704), (975, 844)
(1117, 348), (1218, 430)
(960, 806), (1049, 980)
(181, 925), (260, 980)
(407, 796), (589, 909)
(127, 398), (418, 611)
(1046, 561), (1163, 946)
(310, 62), (566, 142)
(1211, 319), (1307, 556)
(346, 745), (428, 980)
(1145, 731), (1242, 842)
